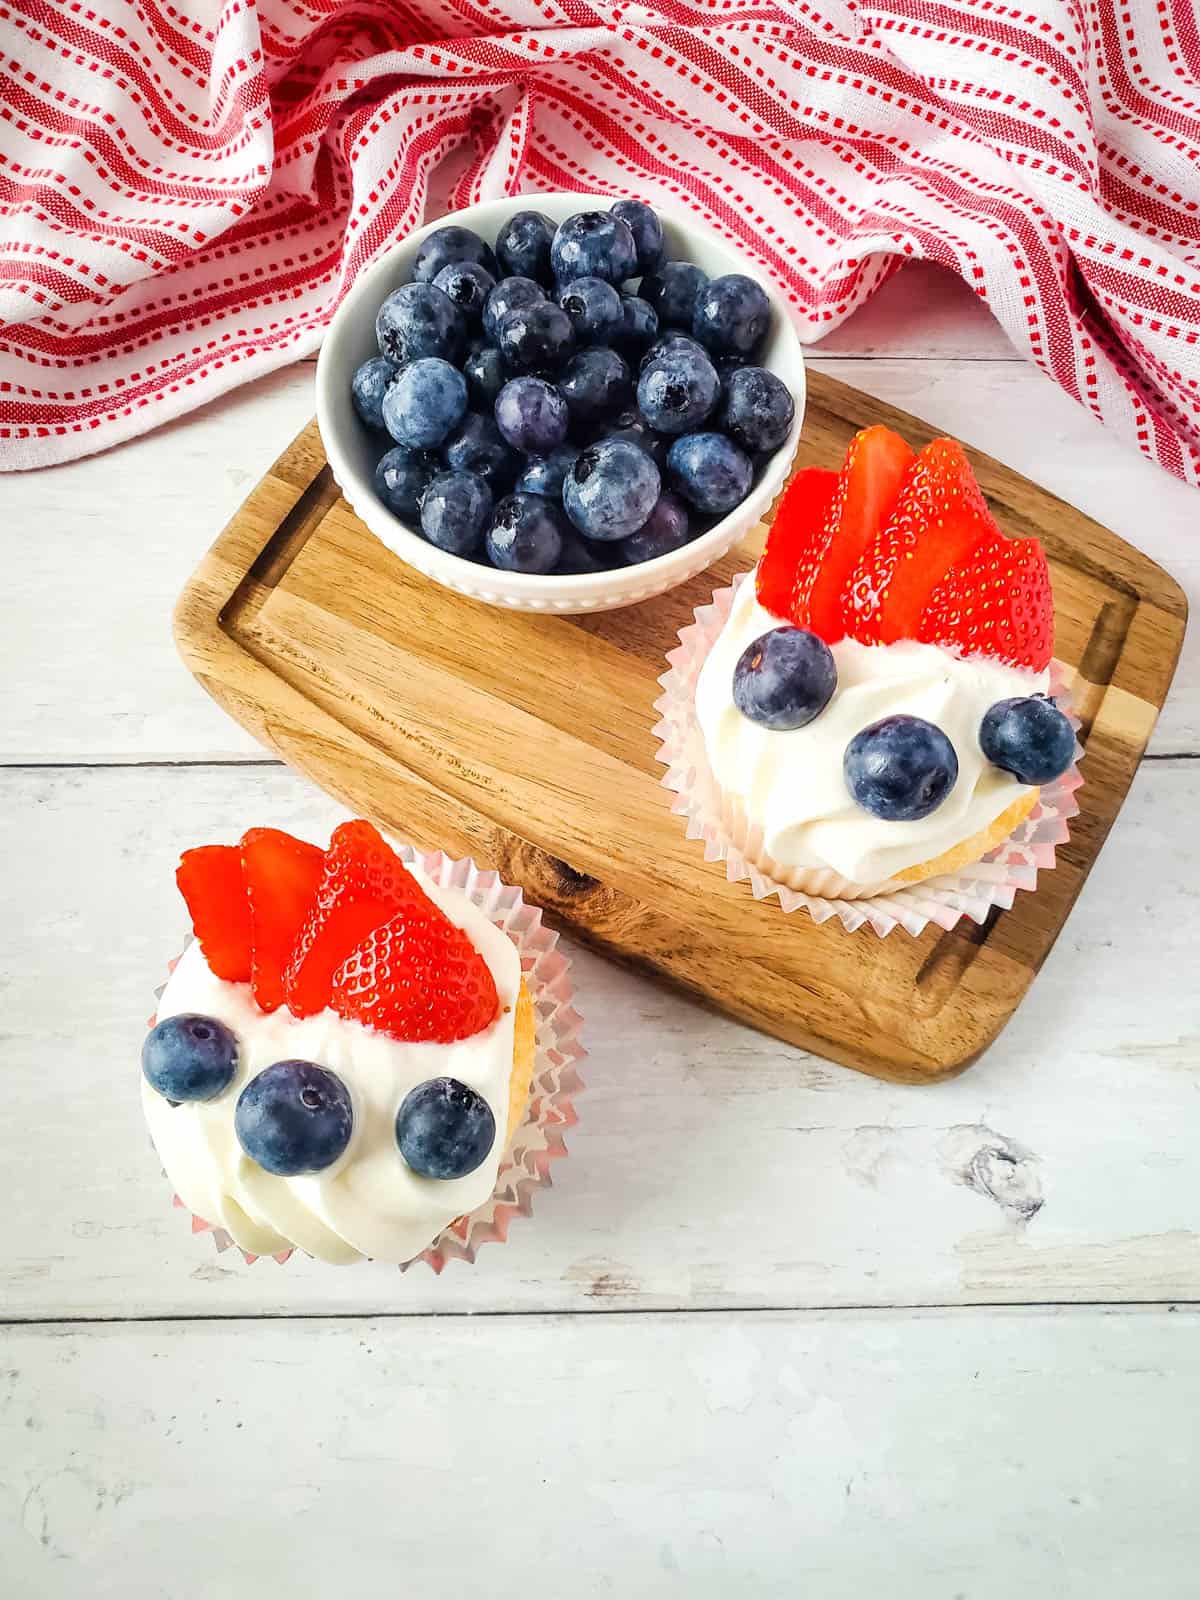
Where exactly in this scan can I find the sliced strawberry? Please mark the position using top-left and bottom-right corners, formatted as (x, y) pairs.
(918, 527), (1054, 669)
(842, 438), (992, 645)
(755, 468), (838, 622)
(176, 845), (251, 983)
(284, 821), (427, 1018)
(798, 425), (914, 642)
(240, 828), (325, 1014)
(331, 902), (499, 1043)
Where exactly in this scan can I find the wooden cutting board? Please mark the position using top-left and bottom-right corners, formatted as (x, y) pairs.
(174, 371), (1186, 1084)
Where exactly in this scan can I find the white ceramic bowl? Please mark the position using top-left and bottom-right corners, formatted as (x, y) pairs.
(316, 193), (806, 614)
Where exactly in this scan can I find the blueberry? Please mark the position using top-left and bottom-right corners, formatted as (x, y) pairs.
(432, 261), (496, 326)
(381, 357), (468, 448)
(350, 356), (397, 430)
(732, 626), (837, 730)
(235, 1060), (354, 1176)
(613, 294), (659, 357)
(718, 365), (795, 454)
(494, 210), (557, 285)
(564, 438), (661, 541)
(641, 261), (708, 329)
(442, 412), (518, 490)
(619, 493), (691, 564)
(420, 469), (493, 556)
(486, 492), (564, 573)
(714, 353), (748, 389)
(557, 276), (623, 344)
(559, 347), (631, 421)
(463, 343), (506, 409)
(666, 432), (753, 515)
(556, 529), (613, 574)
(395, 1076), (496, 1179)
(412, 224), (497, 284)
(494, 376), (569, 453)
(551, 211), (638, 286)
(610, 199), (666, 273)
(516, 444), (579, 498)
(980, 695), (1075, 784)
(482, 276), (545, 341)
(692, 272), (771, 357)
(496, 301), (576, 374)
(374, 445), (438, 519)
(844, 715), (959, 821)
(594, 408), (666, 464)
(142, 1013), (238, 1104)
(636, 348), (720, 434)
(640, 331), (708, 373)
(376, 282), (466, 365)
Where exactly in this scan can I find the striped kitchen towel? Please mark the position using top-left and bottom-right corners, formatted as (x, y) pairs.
(1, 0), (1198, 482)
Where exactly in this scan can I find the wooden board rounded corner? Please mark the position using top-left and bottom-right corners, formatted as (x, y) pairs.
(171, 372), (1188, 1083)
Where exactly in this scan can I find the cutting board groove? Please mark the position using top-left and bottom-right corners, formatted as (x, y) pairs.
(175, 371), (1186, 1083)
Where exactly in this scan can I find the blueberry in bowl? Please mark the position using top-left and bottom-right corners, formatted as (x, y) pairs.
(317, 192), (804, 612)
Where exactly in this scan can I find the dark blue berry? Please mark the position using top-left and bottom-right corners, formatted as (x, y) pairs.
(636, 348), (720, 434)
(432, 261), (496, 326)
(557, 276), (623, 344)
(718, 365), (795, 454)
(494, 376), (569, 454)
(732, 626), (837, 731)
(494, 210), (557, 285)
(486, 492), (564, 573)
(564, 438), (661, 541)
(556, 529), (613, 574)
(551, 211), (638, 286)
(350, 356), (397, 430)
(692, 273), (771, 358)
(844, 716), (959, 821)
(610, 199), (666, 274)
(640, 332), (707, 372)
(482, 276), (545, 341)
(395, 1076), (496, 1179)
(516, 444), (579, 498)
(666, 432), (753, 515)
(442, 412), (518, 490)
(381, 357), (468, 449)
(412, 224), (497, 284)
(619, 493), (691, 564)
(496, 301), (576, 375)
(376, 283), (466, 365)
(592, 408), (666, 464)
(420, 469), (493, 556)
(979, 696), (1074, 784)
(463, 343), (506, 409)
(559, 347), (631, 421)
(375, 446), (438, 520)
(142, 1013), (238, 1104)
(641, 262), (708, 329)
(235, 1060), (354, 1176)
(613, 294), (658, 357)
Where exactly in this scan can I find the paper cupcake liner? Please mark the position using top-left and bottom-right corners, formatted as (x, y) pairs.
(151, 845), (585, 1271)
(652, 573), (1083, 938)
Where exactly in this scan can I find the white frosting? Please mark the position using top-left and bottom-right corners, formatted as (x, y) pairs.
(144, 864), (522, 1266)
(695, 578), (1047, 886)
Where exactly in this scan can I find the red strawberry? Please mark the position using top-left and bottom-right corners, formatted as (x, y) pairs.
(331, 903), (499, 1043)
(755, 468), (837, 622)
(797, 426), (914, 642)
(176, 845), (251, 983)
(842, 438), (992, 645)
(240, 828), (324, 1014)
(918, 527), (1054, 669)
(284, 821), (429, 1018)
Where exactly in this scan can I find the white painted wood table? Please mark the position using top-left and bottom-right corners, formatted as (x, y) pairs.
(3, 264), (1198, 1598)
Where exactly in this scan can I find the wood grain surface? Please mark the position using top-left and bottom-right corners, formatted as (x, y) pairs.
(173, 370), (1186, 1084)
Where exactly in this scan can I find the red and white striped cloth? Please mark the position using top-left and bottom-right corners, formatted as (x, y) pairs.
(2, 0), (1199, 482)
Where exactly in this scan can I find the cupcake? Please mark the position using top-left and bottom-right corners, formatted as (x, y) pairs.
(690, 427), (1076, 900)
(142, 821), (539, 1265)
